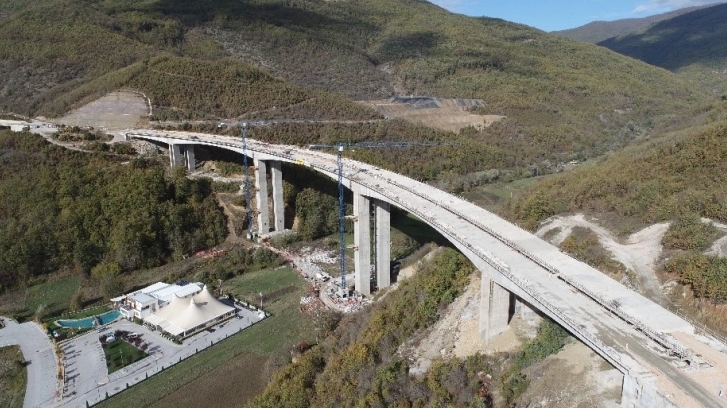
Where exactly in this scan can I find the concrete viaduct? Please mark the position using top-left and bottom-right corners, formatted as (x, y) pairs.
(126, 129), (727, 408)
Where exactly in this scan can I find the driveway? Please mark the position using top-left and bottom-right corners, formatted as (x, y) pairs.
(0, 317), (59, 408)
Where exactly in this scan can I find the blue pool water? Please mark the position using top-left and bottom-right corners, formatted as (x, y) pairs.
(56, 310), (120, 329)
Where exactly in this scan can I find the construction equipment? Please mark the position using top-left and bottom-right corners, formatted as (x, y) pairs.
(307, 141), (455, 293)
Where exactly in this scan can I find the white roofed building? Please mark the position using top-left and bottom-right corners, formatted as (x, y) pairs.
(144, 285), (236, 339)
(111, 281), (204, 320)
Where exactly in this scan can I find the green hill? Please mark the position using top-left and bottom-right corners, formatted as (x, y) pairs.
(599, 3), (727, 96)
(599, 3), (727, 70)
(552, 5), (711, 43)
(512, 106), (727, 230)
(0, 131), (227, 290)
(0, 0), (716, 172)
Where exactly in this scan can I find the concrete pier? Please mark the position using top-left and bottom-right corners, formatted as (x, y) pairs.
(183, 145), (195, 172)
(354, 194), (371, 296)
(271, 161), (285, 231)
(479, 275), (511, 343)
(254, 159), (270, 234)
(515, 296), (541, 321)
(169, 144), (183, 167)
(375, 200), (391, 289)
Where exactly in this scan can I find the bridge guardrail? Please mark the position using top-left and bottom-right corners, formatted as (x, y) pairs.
(374, 173), (693, 360)
(127, 132), (701, 360)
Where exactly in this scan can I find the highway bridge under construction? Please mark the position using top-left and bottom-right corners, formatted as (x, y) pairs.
(127, 129), (727, 408)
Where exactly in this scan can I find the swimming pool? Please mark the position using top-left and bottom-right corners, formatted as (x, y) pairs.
(56, 310), (120, 329)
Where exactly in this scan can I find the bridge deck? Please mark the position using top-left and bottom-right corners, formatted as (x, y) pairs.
(126, 130), (727, 407)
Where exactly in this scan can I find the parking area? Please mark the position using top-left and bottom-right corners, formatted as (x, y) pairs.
(0, 317), (59, 408)
(57, 305), (265, 407)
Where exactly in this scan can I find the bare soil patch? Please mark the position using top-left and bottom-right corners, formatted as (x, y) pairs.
(57, 91), (149, 130)
(517, 341), (622, 408)
(363, 97), (505, 133)
(536, 214), (670, 303)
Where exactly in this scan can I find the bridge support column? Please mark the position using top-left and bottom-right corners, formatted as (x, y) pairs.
(271, 161), (285, 232)
(479, 276), (511, 343)
(374, 200), (391, 289)
(183, 145), (195, 172)
(354, 193), (371, 296)
(169, 144), (183, 167)
(254, 159), (270, 234)
(515, 297), (540, 321)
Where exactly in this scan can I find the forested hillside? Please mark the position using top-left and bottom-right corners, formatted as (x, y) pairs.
(599, 3), (727, 96)
(0, 131), (226, 291)
(599, 3), (727, 71)
(512, 115), (727, 229)
(251, 249), (568, 407)
(0, 0), (716, 170)
(513, 110), (727, 302)
(552, 5), (709, 43)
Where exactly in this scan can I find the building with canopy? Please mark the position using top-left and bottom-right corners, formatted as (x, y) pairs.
(144, 285), (236, 339)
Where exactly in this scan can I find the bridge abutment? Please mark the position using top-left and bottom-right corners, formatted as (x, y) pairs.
(354, 193), (371, 296)
(479, 275), (511, 343)
(374, 200), (391, 289)
(271, 160), (285, 231)
(622, 374), (679, 408)
(254, 158), (270, 234)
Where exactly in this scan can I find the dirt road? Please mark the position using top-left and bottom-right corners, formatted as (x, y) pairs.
(536, 214), (670, 304)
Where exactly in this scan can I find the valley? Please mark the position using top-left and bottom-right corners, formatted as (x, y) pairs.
(2, 0), (727, 407)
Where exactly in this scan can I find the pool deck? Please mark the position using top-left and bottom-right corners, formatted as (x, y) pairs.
(55, 311), (120, 329)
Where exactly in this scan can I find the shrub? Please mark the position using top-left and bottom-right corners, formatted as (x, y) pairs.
(662, 213), (721, 251)
(665, 253), (727, 300)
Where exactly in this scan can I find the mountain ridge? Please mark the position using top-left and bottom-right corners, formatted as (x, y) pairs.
(0, 0), (715, 173)
(552, 4), (716, 43)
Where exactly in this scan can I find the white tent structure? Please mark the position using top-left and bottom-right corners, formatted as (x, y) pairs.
(144, 285), (235, 339)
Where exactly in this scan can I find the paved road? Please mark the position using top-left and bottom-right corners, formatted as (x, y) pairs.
(56, 306), (264, 408)
(0, 317), (59, 408)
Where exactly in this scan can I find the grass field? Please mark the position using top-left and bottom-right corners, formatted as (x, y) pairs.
(104, 340), (148, 374)
(96, 267), (314, 408)
(0, 275), (81, 322)
(0, 346), (26, 408)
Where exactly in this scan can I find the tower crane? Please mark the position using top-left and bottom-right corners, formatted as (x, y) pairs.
(241, 122), (254, 240)
(307, 141), (456, 293)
